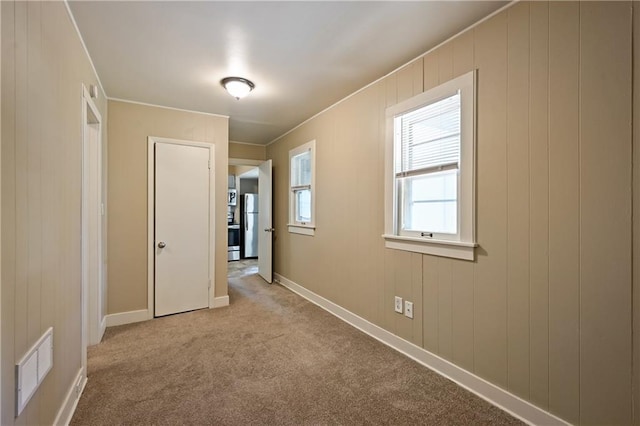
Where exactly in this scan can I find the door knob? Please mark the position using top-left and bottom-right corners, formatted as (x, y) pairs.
(264, 228), (275, 232)
(158, 241), (166, 248)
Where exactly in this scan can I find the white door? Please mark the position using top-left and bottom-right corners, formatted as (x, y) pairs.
(258, 160), (273, 283)
(155, 142), (210, 316)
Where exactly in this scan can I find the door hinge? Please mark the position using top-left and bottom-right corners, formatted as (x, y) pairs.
(208, 279), (211, 289)
(208, 160), (211, 169)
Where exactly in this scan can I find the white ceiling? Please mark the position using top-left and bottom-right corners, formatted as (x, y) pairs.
(68, 1), (507, 145)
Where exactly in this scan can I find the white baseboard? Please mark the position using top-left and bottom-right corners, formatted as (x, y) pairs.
(212, 295), (229, 308)
(105, 309), (149, 327)
(53, 367), (86, 426)
(274, 273), (569, 426)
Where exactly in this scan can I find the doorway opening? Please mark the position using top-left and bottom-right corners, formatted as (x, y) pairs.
(228, 158), (273, 283)
(227, 166), (260, 260)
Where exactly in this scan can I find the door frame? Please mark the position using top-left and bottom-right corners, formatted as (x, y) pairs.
(228, 157), (273, 283)
(81, 84), (105, 370)
(147, 136), (215, 319)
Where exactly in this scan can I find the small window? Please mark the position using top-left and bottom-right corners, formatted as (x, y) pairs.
(289, 140), (316, 235)
(384, 70), (476, 260)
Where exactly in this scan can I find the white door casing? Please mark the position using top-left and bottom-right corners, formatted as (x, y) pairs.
(82, 85), (105, 364)
(152, 140), (212, 317)
(258, 159), (273, 283)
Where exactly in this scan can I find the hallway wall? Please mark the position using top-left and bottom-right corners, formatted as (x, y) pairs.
(229, 141), (266, 161)
(107, 100), (229, 315)
(267, 2), (633, 424)
(1, 1), (108, 423)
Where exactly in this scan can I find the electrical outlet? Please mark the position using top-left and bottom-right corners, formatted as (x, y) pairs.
(394, 296), (403, 313)
(404, 301), (414, 319)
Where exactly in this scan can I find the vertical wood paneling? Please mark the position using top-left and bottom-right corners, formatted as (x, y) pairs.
(412, 60), (423, 96)
(506, 1), (530, 400)
(359, 86), (384, 322)
(394, 250), (413, 342)
(579, 2), (632, 423)
(27, 0), (43, 347)
(2, 1), (110, 422)
(376, 82), (388, 329)
(26, 4), (43, 421)
(1, 1), (17, 423)
(437, 44), (454, 84)
(435, 43), (455, 362)
(634, 3), (640, 425)
(0, 0), (2, 420)
(14, 3), (29, 386)
(263, 3), (636, 425)
(450, 27), (475, 375)
(383, 73), (398, 333)
(385, 72), (397, 108)
(332, 102), (356, 309)
(528, 0), (550, 410)
(453, 30), (474, 77)
(548, 2), (580, 423)
(422, 255), (438, 353)
(396, 65), (413, 103)
(410, 252), (423, 347)
(396, 62), (422, 103)
(383, 248), (396, 333)
(423, 52), (439, 92)
(451, 260), (474, 371)
(437, 258), (453, 360)
(473, 12), (509, 388)
(39, 2), (59, 420)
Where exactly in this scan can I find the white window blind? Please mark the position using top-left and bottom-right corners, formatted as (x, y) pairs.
(291, 150), (311, 187)
(395, 92), (461, 177)
(384, 70), (476, 261)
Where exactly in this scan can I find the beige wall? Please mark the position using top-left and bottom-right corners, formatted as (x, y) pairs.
(229, 140), (266, 160)
(1, 1), (108, 424)
(634, 4), (640, 425)
(267, 2), (633, 424)
(229, 165), (257, 178)
(107, 100), (228, 314)
(0, 1), (3, 420)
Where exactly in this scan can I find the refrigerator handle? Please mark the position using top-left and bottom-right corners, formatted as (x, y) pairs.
(245, 213), (248, 231)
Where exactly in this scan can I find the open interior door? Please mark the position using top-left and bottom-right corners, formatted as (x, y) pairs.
(258, 159), (273, 283)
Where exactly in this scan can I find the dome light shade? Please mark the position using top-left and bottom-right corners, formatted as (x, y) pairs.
(221, 77), (255, 100)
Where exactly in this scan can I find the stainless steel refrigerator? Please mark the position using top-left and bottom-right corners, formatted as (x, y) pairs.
(241, 193), (259, 258)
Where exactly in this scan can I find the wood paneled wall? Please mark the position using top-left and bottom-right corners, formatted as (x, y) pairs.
(634, 2), (640, 423)
(267, 2), (633, 424)
(1, 2), (108, 424)
(229, 141), (266, 161)
(107, 100), (229, 315)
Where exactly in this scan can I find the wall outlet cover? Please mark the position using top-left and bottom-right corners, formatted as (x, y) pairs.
(405, 301), (414, 319)
(394, 296), (403, 313)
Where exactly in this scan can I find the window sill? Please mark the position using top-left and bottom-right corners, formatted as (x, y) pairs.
(382, 234), (476, 261)
(288, 224), (315, 236)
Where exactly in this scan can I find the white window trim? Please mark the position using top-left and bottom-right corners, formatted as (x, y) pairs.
(383, 70), (477, 261)
(288, 140), (316, 236)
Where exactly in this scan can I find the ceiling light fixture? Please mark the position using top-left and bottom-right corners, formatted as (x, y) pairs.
(221, 77), (255, 100)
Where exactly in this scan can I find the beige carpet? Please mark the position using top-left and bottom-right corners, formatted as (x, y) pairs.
(71, 269), (522, 425)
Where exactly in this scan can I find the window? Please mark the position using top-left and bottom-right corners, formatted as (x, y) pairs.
(289, 140), (316, 235)
(384, 70), (476, 260)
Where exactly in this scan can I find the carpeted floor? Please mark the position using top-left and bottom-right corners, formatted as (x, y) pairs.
(71, 267), (523, 425)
